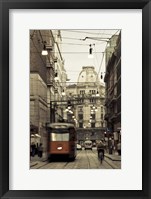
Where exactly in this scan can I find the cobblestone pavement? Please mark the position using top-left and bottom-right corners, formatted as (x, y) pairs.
(30, 150), (121, 169)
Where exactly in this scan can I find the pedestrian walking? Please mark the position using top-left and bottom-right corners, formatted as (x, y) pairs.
(31, 142), (36, 157)
(38, 143), (43, 158)
(117, 142), (121, 156)
(108, 138), (113, 154)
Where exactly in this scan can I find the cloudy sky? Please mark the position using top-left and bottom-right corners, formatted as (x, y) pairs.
(60, 29), (120, 83)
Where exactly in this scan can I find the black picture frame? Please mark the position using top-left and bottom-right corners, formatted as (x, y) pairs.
(0, 0), (150, 198)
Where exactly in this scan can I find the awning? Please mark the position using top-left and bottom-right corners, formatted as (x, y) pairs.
(30, 133), (41, 138)
(35, 134), (41, 138)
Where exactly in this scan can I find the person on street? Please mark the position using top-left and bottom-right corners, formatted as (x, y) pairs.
(97, 139), (106, 158)
(38, 143), (43, 158)
(117, 142), (121, 156)
(108, 138), (113, 154)
(31, 142), (36, 157)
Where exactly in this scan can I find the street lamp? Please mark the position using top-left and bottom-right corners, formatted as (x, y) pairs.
(100, 72), (106, 79)
(88, 44), (94, 58)
(62, 89), (65, 96)
(41, 40), (53, 56)
(81, 37), (110, 42)
(41, 44), (48, 56)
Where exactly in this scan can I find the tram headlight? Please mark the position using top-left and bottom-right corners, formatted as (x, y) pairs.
(57, 147), (62, 150)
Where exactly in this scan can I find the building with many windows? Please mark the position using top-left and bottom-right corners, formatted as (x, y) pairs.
(30, 30), (67, 156)
(66, 66), (106, 144)
(104, 32), (121, 147)
(49, 30), (67, 123)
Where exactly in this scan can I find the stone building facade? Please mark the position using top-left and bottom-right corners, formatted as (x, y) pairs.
(30, 30), (66, 157)
(30, 30), (49, 157)
(66, 66), (106, 144)
(49, 30), (67, 123)
(104, 32), (121, 146)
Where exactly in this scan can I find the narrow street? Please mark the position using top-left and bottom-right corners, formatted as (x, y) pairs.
(30, 148), (121, 169)
(30, 30), (122, 171)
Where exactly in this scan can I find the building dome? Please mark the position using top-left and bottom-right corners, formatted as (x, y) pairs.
(77, 66), (100, 85)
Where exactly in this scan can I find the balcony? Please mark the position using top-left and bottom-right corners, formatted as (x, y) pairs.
(47, 79), (54, 86)
(54, 88), (58, 93)
(53, 57), (58, 63)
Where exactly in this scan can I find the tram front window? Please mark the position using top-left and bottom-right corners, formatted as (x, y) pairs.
(51, 131), (69, 141)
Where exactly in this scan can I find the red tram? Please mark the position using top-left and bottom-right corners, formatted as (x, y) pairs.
(47, 123), (77, 161)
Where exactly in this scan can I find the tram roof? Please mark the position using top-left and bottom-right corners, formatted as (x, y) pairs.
(47, 123), (75, 128)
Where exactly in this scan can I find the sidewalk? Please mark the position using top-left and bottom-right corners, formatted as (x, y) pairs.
(104, 152), (121, 161)
(103, 152), (121, 169)
(30, 155), (48, 168)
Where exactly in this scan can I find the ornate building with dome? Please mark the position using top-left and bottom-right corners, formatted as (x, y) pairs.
(66, 66), (106, 143)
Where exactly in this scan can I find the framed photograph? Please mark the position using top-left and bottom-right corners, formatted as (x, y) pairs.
(0, 0), (150, 198)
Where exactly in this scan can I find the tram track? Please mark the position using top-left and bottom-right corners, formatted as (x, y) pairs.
(36, 151), (82, 169)
(34, 149), (118, 169)
(35, 161), (49, 169)
(85, 150), (91, 169)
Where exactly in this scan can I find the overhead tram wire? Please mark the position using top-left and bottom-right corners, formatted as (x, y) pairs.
(112, 29), (121, 37)
(59, 41), (106, 46)
(61, 34), (110, 81)
(96, 42), (108, 80)
(59, 42), (89, 46)
(56, 51), (105, 54)
(93, 45), (101, 70)
(32, 80), (102, 84)
(31, 30), (120, 44)
(92, 30), (105, 74)
(33, 33), (108, 45)
(95, 30), (121, 79)
(61, 30), (117, 36)
(62, 31), (119, 82)
(81, 30), (120, 79)
(36, 30), (120, 81)
(34, 49), (105, 54)
(61, 36), (85, 41)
